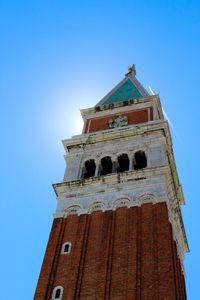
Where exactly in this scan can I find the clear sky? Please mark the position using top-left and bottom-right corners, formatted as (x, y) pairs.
(0, 1), (200, 299)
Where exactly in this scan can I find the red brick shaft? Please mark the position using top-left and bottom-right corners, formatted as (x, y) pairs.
(34, 202), (187, 300)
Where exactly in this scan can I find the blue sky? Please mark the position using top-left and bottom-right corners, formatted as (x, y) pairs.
(0, 1), (200, 299)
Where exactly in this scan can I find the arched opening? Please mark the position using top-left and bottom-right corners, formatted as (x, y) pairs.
(117, 154), (129, 173)
(90, 201), (105, 211)
(100, 156), (112, 176)
(83, 159), (96, 178)
(61, 242), (72, 254)
(133, 151), (147, 170)
(65, 205), (81, 214)
(113, 198), (130, 208)
(52, 286), (63, 300)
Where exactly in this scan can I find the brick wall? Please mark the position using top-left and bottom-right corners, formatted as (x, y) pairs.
(34, 202), (186, 300)
(84, 107), (153, 133)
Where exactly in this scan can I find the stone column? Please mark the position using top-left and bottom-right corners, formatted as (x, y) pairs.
(79, 165), (85, 179)
(129, 156), (133, 171)
(112, 158), (117, 173)
(95, 161), (100, 176)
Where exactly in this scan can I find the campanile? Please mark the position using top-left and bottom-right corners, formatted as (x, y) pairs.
(34, 65), (188, 300)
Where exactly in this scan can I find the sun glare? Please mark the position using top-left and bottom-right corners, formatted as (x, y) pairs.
(73, 113), (84, 135)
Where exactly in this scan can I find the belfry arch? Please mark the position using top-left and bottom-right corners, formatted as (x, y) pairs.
(117, 153), (130, 173)
(133, 150), (147, 170)
(83, 159), (96, 178)
(100, 156), (113, 176)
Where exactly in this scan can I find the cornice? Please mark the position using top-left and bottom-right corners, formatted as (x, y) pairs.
(81, 101), (154, 120)
(80, 94), (162, 120)
(63, 135), (166, 162)
(53, 165), (178, 202)
(55, 175), (166, 200)
(62, 120), (172, 153)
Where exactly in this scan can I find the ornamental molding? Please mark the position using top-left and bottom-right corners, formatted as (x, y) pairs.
(58, 176), (166, 201)
(112, 197), (130, 209)
(63, 202), (83, 216)
(54, 166), (168, 197)
(80, 95), (159, 120)
(95, 151), (103, 158)
(87, 198), (107, 212)
(111, 194), (131, 205)
(135, 191), (158, 202)
(55, 192), (163, 218)
(53, 197), (168, 220)
(62, 120), (172, 153)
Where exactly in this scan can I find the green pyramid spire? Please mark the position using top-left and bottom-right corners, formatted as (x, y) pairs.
(102, 78), (142, 105)
(96, 65), (149, 107)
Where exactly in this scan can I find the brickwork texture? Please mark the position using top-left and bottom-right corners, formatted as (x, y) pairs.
(34, 202), (186, 300)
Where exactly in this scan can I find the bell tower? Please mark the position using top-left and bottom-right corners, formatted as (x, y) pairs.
(34, 66), (188, 300)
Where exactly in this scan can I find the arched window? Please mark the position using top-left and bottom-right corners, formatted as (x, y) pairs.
(100, 156), (113, 176)
(83, 159), (96, 178)
(89, 201), (105, 211)
(133, 151), (147, 170)
(61, 242), (72, 254)
(113, 198), (130, 208)
(52, 286), (63, 300)
(117, 154), (129, 173)
(65, 204), (81, 214)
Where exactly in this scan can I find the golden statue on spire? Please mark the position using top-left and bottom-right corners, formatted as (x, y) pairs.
(128, 64), (136, 75)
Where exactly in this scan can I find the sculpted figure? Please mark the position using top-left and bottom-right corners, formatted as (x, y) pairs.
(108, 115), (128, 128)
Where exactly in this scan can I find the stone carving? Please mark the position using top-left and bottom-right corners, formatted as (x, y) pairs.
(112, 198), (130, 208)
(89, 201), (105, 211)
(65, 204), (82, 214)
(108, 116), (128, 129)
(136, 192), (156, 203)
(95, 152), (102, 158)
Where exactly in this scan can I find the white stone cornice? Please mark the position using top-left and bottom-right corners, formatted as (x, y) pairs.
(54, 165), (183, 208)
(81, 101), (154, 120)
(62, 120), (172, 153)
(80, 94), (162, 120)
(53, 166), (168, 196)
